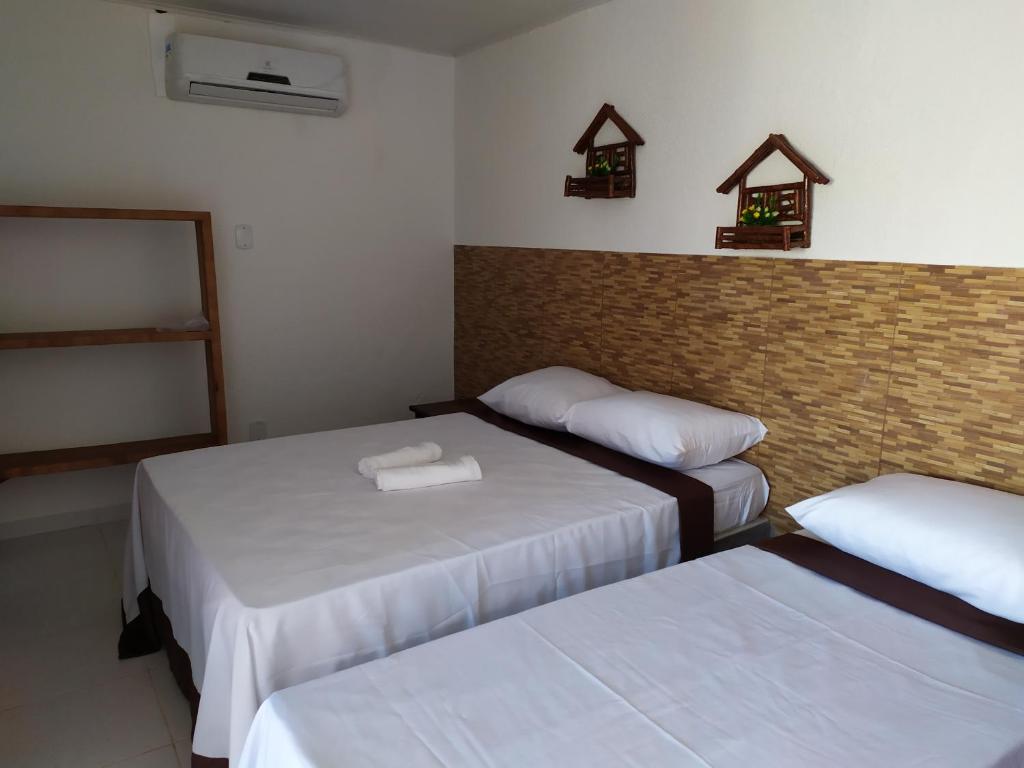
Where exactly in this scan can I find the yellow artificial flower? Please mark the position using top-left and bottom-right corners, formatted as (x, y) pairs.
(753, 212), (760, 219)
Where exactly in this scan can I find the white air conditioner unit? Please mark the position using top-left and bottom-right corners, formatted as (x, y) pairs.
(165, 33), (347, 117)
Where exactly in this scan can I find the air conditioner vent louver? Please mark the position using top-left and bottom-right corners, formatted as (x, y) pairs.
(166, 33), (347, 118)
(188, 82), (340, 115)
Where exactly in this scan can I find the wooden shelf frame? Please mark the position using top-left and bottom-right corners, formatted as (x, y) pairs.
(714, 134), (829, 251)
(564, 104), (645, 200)
(0, 205), (228, 480)
(0, 328), (213, 350)
(0, 434), (220, 480)
(0, 205), (213, 221)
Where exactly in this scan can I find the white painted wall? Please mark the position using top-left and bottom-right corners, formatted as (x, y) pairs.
(0, 0), (454, 534)
(455, 0), (1024, 267)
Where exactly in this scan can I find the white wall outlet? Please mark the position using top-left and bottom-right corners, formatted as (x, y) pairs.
(248, 420), (268, 440)
(234, 224), (254, 250)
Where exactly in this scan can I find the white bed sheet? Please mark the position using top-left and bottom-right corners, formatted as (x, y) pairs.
(240, 544), (1024, 768)
(682, 457), (767, 532)
(124, 412), (754, 764)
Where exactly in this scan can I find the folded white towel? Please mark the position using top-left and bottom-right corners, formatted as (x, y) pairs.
(375, 456), (482, 492)
(357, 442), (442, 479)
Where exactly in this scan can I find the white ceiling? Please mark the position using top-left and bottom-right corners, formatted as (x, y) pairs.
(136, 0), (612, 55)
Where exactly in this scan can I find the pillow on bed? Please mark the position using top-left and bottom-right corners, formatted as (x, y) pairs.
(788, 474), (1024, 622)
(564, 391), (767, 470)
(478, 367), (626, 431)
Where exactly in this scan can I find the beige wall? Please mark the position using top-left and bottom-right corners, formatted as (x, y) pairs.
(455, 0), (1024, 267)
(0, 0), (455, 534)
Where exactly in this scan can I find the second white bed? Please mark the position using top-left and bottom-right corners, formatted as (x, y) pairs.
(240, 542), (1024, 767)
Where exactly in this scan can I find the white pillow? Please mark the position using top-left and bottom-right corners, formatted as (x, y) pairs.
(564, 391), (767, 470)
(478, 367), (626, 431)
(788, 473), (1024, 622)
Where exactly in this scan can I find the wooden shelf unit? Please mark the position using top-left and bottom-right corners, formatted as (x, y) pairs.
(715, 223), (810, 251)
(564, 172), (637, 200)
(714, 134), (829, 251)
(0, 328), (213, 350)
(0, 205), (228, 481)
(563, 104), (645, 200)
(0, 434), (220, 480)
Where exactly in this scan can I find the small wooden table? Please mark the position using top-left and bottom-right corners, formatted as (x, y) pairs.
(409, 399), (479, 419)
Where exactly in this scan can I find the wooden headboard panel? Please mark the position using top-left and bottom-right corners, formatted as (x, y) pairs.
(454, 246), (1024, 530)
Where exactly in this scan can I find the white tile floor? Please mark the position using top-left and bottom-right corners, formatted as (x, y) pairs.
(0, 522), (193, 767)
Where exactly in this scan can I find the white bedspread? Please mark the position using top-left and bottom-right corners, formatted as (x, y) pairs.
(682, 458), (767, 532)
(124, 412), (716, 763)
(240, 545), (1024, 768)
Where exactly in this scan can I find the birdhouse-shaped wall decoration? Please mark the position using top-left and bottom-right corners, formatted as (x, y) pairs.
(715, 134), (829, 250)
(564, 103), (645, 199)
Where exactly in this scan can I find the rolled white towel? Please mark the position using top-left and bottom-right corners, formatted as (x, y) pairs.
(357, 442), (442, 479)
(375, 456), (482, 492)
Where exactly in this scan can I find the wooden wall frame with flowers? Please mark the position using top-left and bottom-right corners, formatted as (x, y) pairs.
(564, 103), (645, 199)
(715, 134), (830, 250)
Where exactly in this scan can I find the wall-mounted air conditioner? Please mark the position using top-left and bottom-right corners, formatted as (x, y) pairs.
(165, 33), (347, 117)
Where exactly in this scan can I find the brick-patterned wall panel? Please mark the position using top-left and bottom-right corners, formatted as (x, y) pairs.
(600, 253), (681, 392)
(670, 255), (773, 416)
(454, 246), (506, 397)
(454, 247), (550, 396)
(485, 247), (550, 386)
(756, 260), (902, 530)
(538, 250), (606, 372)
(454, 246), (1023, 530)
(880, 265), (1024, 495)
(454, 246), (605, 397)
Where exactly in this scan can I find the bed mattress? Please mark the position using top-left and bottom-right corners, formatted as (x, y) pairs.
(122, 412), (763, 763)
(240, 542), (1024, 768)
(682, 457), (767, 532)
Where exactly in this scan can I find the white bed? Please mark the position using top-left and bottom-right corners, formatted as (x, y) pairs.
(122, 411), (767, 763)
(239, 542), (1024, 768)
(681, 458), (767, 532)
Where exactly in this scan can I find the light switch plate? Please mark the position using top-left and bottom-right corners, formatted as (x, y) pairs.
(235, 224), (254, 250)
